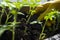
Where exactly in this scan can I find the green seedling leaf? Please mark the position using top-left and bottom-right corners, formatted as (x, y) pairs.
(22, 0), (28, 4)
(50, 16), (53, 20)
(8, 3), (16, 8)
(30, 0), (35, 3)
(11, 10), (17, 15)
(0, 25), (8, 36)
(3, 0), (10, 2)
(41, 33), (46, 39)
(30, 21), (37, 24)
(31, 10), (36, 15)
(30, 21), (42, 24)
(18, 12), (24, 15)
(30, 2), (36, 8)
(38, 21), (42, 24)
(1, 2), (8, 6)
(36, 0), (41, 2)
(13, 2), (20, 9)
(7, 3), (16, 10)
(44, 11), (58, 21)
(0, 28), (6, 36)
(13, 2), (23, 9)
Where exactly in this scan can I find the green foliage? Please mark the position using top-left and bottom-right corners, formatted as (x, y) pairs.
(13, 2), (22, 9)
(30, 0), (36, 3)
(0, 0), (60, 40)
(1, 0), (58, 40)
(3, 0), (10, 2)
(0, 0), (41, 39)
(0, 25), (12, 36)
(36, 0), (41, 2)
(30, 21), (42, 24)
(44, 11), (58, 21)
(22, 0), (28, 4)
(0, 27), (7, 36)
(11, 9), (17, 15)
(0, 0), (58, 40)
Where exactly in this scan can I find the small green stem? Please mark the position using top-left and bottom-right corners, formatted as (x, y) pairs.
(14, 14), (17, 22)
(12, 26), (15, 40)
(12, 14), (17, 40)
(26, 6), (31, 24)
(0, 16), (1, 24)
(26, 6), (34, 24)
(5, 15), (9, 24)
(26, 14), (31, 24)
(5, 11), (10, 24)
(39, 21), (47, 40)
(5, 15), (12, 24)
(0, 9), (5, 24)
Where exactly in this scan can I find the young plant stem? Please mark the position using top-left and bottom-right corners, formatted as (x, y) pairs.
(24, 7), (31, 35)
(5, 11), (11, 24)
(26, 6), (34, 24)
(5, 14), (9, 24)
(0, 9), (5, 24)
(39, 21), (47, 40)
(12, 14), (17, 40)
(24, 6), (34, 35)
(26, 6), (32, 24)
(26, 14), (32, 24)
(12, 26), (15, 40)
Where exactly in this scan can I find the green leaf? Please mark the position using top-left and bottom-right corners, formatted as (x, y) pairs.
(44, 16), (49, 21)
(0, 25), (9, 36)
(8, 3), (16, 8)
(3, 0), (10, 2)
(18, 12), (24, 15)
(30, 21), (37, 24)
(30, 0), (35, 3)
(0, 24), (17, 36)
(22, 0), (28, 4)
(44, 11), (58, 21)
(36, 0), (41, 2)
(11, 10), (17, 15)
(50, 17), (53, 20)
(1, 2), (8, 6)
(13, 2), (21, 9)
(0, 28), (6, 36)
(31, 10), (36, 15)
(30, 21), (42, 24)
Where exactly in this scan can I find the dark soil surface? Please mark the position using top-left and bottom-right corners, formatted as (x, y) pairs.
(0, 6), (60, 40)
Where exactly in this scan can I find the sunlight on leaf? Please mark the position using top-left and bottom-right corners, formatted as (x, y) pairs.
(44, 11), (58, 21)
(30, 21), (42, 24)
(22, 0), (28, 4)
(1, 2), (8, 6)
(30, 0), (36, 3)
(30, 21), (37, 24)
(18, 12), (25, 15)
(8, 3), (16, 8)
(11, 10), (17, 15)
(13, 2), (22, 9)
(3, 0), (10, 2)
(36, 0), (41, 2)
(31, 10), (36, 15)
(0, 28), (6, 36)
(0, 25), (7, 36)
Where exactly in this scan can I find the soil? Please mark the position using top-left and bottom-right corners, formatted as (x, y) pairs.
(0, 6), (60, 40)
